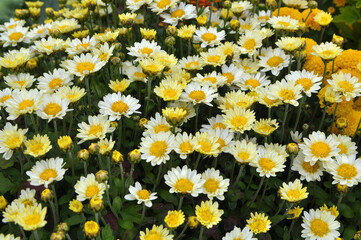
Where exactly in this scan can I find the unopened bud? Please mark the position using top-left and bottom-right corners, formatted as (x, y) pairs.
(0, 196), (8, 211)
(138, 118), (148, 129)
(128, 149), (141, 163)
(89, 197), (104, 212)
(26, 58), (38, 70)
(112, 150), (124, 163)
(95, 170), (109, 182)
(308, 0), (318, 9)
(165, 36), (176, 46)
(266, 0), (277, 10)
(41, 189), (54, 202)
(50, 231), (65, 240)
(230, 19), (240, 31)
(336, 117), (347, 129)
(302, 123), (309, 131)
(187, 216), (199, 229)
(88, 143), (99, 154)
(196, 15), (207, 26)
(166, 26), (177, 36)
(286, 143), (299, 155)
(56, 222), (70, 233)
(111, 57), (121, 66)
(337, 183), (348, 193)
(332, 34), (344, 47)
(77, 149), (90, 161)
(58, 136), (73, 152)
(354, 230), (361, 240)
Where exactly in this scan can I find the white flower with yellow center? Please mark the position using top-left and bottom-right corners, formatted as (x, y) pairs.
(125, 182), (157, 207)
(291, 150), (324, 182)
(328, 72), (361, 101)
(16, 203), (47, 231)
(223, 107), (256, 133)
(253, 118), (279, 136)
(143, 112), (174, 137)
(246, 212), (271, 234)
(234, 58), (260, 74)
(250, 148), (286, 177)
(97, 138), (115, 155)
(37, 68), (74, 93)
(36, 94), (72, 122)
(13, 188), (37, 208)
(285, 70), (322, 97)
(0, 88), (13, 108)
(256, 86), (283, 108)
(4, 73), (36, 89)
(299, 131), (340, 166)
(301, 209), (340, 240)
(208, 128), (234, 153)
(160, 2), (197, 26)
(74, 173), (107, 201)
(201, 168), (229, 200)
(259, 47), (291, 76)
(326, 155), (361, 187)
(174, 132), (196, 159)
(283, 0), (308, 9)
(0, 123), (27, 160)
(238, 30), (263, 56)
(5, 89), (42, 120)
(168, 101), (196, 123)
(178, 55), (204, 71)
(268, 80), (303, 106)
(312, 42), (343, 61)
(76, 115), (115, 144)
(123, 61), (148, 82)
(164, 165), (204, 197)
(268, 16), (299, 31)
(126, 0), (151, 12)
(61, 53), (106, 80)
(66, 36), (98, 55)
(279, 179), (309, 203)
(180, 82), (218, 106)
(92, 42), (115, 63)
(154, 78), (185, 101)
(231, 1), (253, 15)
(127, 39), (161, 60)
(200, 47), (227, 67)
(229, 139), (258, 165)
(264, 143), (289, 159)
(0, 18), (25, 32)
(195, 200), (224, 229)
(194, 131), (221, 157)
(149, 0), (179, 14)
(153, 51), (178, 70)
(193, 71), (227, 88)
(0, 48), (32, 70)
(0, 233), (20, 240)
(28, 23), (51, 40)
(109, 79), (131, 93)
(275, 36), (304, 52)
(51, 19), (81, 34)
(220, 64), (243, 86)
(26, 157), (67, 188)
(314, 11), (333, 27)
(140, 131), (175, 166)
(2, 202), (24, 223)
(223, 226), (256, 240)
(332, 134), (357, 158)
(200, 115), (227, 132)
(238, 73), (270, 91)
(0, 26), (30, 47)
(55, 86), (86, 104)
(98, 92), (141, 121)
(24, 134), (52, 158)
(194, 27), (226, 48)
(139, 225), (173, 240)
(254, 10), (271, 25)
(32, 36), (65, 55)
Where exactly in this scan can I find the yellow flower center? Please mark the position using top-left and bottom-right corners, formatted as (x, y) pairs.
(243, 39), (257, 50)
(165, 212), (181, 227)
(203, 77), (217, 84)
(154, 124), (170, 134)
(136, 189), (151, 200)
(19, 99), (34, 110)
(5, 136), (22, 149)
(295, 78), (313, 91)
(198, 140), (212, 153)
(111, 100), (129, 114)
(241, 24), (252, 30)
(310, 218), (330, 237)
(207, 55), (221, 63)
(231, 116), (247, 129)
(337, 143), (347, 154)
(320, 50), (334, 58)
(144, 231), (162, 240)
(174, 178), (194, 193)
(0, 95), (12, 103)
(43, 103), (62, 117)
(24, 214), (41, 226)
(134, 72), (146, 79)
(198, 209), (214, 223)
(85, 185), (100, 198)
(39, 168), (58, 181)
(179, 141), (193, 153)
(238, 151), (250, 162)
(245, 79), (261, 88)
(301, 161), (320, 173)
(216, 138), (225, 150)
(258, 124), (274, 134)
(338, 80), (354, 92)
(189, 90), (206, 102)
(310, 141), (331, 158)
(267, 56), (284, 67)
(88, 124), (103, 136)
(201, 33), (217, 42)
(249, 219), (267, 232)
(9, 32), (24, 41)
(48, 78), (63, 89)
(203, 178), (219, 194)
(163, 89), (178, 99)
(171, 9), (185, 18)
(149, 140), (168, 157)
(138, 47), (153, 56)
(286, 189), (301, 199)
(258, 158), (275, 171)
(278, 21), (290, 27)
(76, 62), (95, 74)
(222, 73), (235, 83)
(29, 143), (45, 155)
(337, 163), (357, 179)
(279, 89), (295, 100)
(76, 43), (90, 51)
(22, 199), (34, 207)
(99, 53), (108, 61)
(157, 0), (171, 9)
(14, 80), (27, 87)
(185, 61), (198, 68)
(213, 122), (226, 129)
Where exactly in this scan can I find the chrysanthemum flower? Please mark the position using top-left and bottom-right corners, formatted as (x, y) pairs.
(223, 107), (256, 133)
(127, 39), (161, 60)
(246, 212), (271, 234)
(200, 47), (227, 67)
(0, 123), (27, 160)
(16, 203), (47, 231)
(268, 16), (299, 31)
(326, 155), (361, 187)
(0, 48), (32, 70)
(37, 68), (73, 93)
(0, 26), (30, 47)
(56, 86), (86, 104)
(332, 134), (357, 158)
(194, 131), (221, 157)
(154, 78), (185, 101)
(268, 80), (303, 106)
(279, 179), (308, 202)
(181, 82), (218, 106)
(125, 182), (157, 207)
(139, 225), (173, 240)
(259, 48), (291, 76)
(5, 89), (42, 120)
(328, 72), (361, 101)
(178, 55), (204, 71)
(285, 70), (322, 97)
(164, 210), (185, 229)
(223, 226), (256, 240)
(74, 173), (107, 201)
(193, 27), (226, 48)
(36, 94), (72, 122)
(250, 147), (286, 177)
(33, 36), (65, 55)
(149, 0), (178, 14)
(4, 73), (36, 90)
(24, 134), (52, 158)
(276, 36), (304, 52)
(108, 79), (131, 93)
(76, 115), (115, 144)
(160, 2), (196, 26)
(238, 30), (263, 56)
(253, 118), (279, 136)
(195, 200), (224, 229)
(314, 11), (333, 27)
(312, 42), (343, 61)
(201, 168), (229, 200)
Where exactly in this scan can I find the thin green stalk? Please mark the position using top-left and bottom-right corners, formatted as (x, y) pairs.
(120, 164), (125, 197)
(83, 161), (88, 175)
(20, 226), (27, 240)
(68, 109), (74, 135)
(152, 164), (163, 192)
(51, 185), (59, 222)
(95, 212), (99, 224)
(281, 104), (290, 143)
(286, 155), (295, 183)
(273, 200), (285, 218)
(117, 119), (122, 149)
(106, 186), (120, 220)
(287, 220), (296, 239)
(194, 153), (202, 170)
(231, 164), (244, 188)
(175, 224), (188, 240)
(208, 1), (214, 27)
(293, 95), (306, 130)
(329, 102), (339, 134)
(318, 28), (325, 44)
(194, 105), (200, 132)
(277, 0), (282, 16)
(321, 61), (328, 86)
(271, 204), (294, 227)
(199, 226), (204, 240)
(188, 40), (191, 56)
(14, 153), (24, 179)
(248, 176), (265, 208)
(178, 196), (184, 210)
(145, 77), (152, 116)
(257, 178), (269, 211)
(30, 114), (38, 132)
(353, 117), (361, 138)
(50, 200), (58, 227)
(212, 157), (218, 168)
(68, 151), (75, 178)
(318, 106), (327, 130)
(33, 230), (40, 240)
(140, 203), (147, 225)
(337, 193), (343, 208)
(245, 170), (254, 193)
(268, 107), (271, 119)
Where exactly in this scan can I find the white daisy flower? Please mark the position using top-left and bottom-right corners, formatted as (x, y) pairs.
(13, 188), (37, 207)
(0, 123), (28, 160)
(37, 68), (74, 93)
(0, 88), (13, 108)
(74, 173), (107, 201)
(27, 23), (51, 40)
(222, 226), (256, 240)
(124, 182), (158, 207)
(66, 36), (98, 55)
(178, 55), (204, 71)
(164, 165), (205, 197)
(285, 70), (322, 97)
(267, 16), (299, 31)
(238, 30), (263, 56)
(4, 73), (36, 90)
(326, 155), (361, 187)
(0, 18), (26, 32)
(290, 130), (303, 143)
(127, 39), (161, 61)
(312, 42), (343, 61)
(250, 148), (286, 178)
(332, 134), (357, 158)
(327, 71), (361, 101)
(143, 112), (174, 137)
(5, 89), (43, 120)
(0, 26), (30, 47)
(193, 27), (226, 48)
(238, 72), (270, 91)
(123, 61), (148, 82)
(259, 47), (291, 76)
(200, 115), (227, 132)
(268, 80), (303, 106)
(76, 115), (115, 144)
(208, 128), (234, 153)
(173, 132), (196, 159)
(36, 94), (72, 122)
(32, 36), (65, 55)
(201, 168), (229, 201)
(193, 71), (227, 88)
(180, 82), (218, 106)
(160, 2), (197, 26)
(220, 64), (243, 86)
(291, 150), (324, 182)
(149, 0), (179, 14)
(26, 157), (67, 188)
(126, 0), (152, 12)
(229, 139), (258, 165)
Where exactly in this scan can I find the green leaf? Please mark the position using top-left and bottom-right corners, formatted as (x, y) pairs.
(339, 203), (354, 218)
(158, 189), (178, 206)
(58, 194), (72, 205)
(0, 172), (12, 194)
(357, 0), (361, 8)
(112, 197), (122, 213)
(333, 6), (361, 25)
(102, 225), (115, 240)
(65, 215), (83, 226)
(118, 219), (134, 230)
(0, 157), (14, 169)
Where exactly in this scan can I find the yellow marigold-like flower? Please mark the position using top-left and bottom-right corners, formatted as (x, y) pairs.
(164, 210), (185, 229)
(303, 38), (318, 56)
(272, 7), (302, 21)
(84, 220), (100, 238)
(162, 107), (187, 126)
(0, 195), (8, 211)
(139, 58), (165, 76)
(24, 134), (52, 158)
(108, 79), (131, 93)
(303, 55), (333, 78)
(287, 206), (303, 219)
(319, 204), (339, 218)
(342, 110), (361, 136)
(57, 136), (73, 152)
(246, 212), (272, 234)
(301, 8), (322, 31)
(253, 118), (279, 136)
(112, 150), (124, 163)
(279, 179), (309, 202)
(314, 11), (333, 27)
(17, 203), (47, 231)
(177, 25), (196, 40)
(140, 28), (157, 40)
(195, 200), (224, 229)
(333, 0), (347, 7)
(335, 49), (361, 71)
(139, 225), (173, 240)
(69, 199), (83, 213)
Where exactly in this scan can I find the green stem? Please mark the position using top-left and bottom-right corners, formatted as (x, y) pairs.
(50, 200), (58, 227)
(277, 0), (282, 16)
(199, 226), (204, 240)
(318, 28), (325, 44)
(286, 155), (295, 183)
(273, 200), (285, 218)
(175, 224), (188, 240)
(30, 114), (38, 132)
(120, 164), (125, 197)
(95, 212), (99, 224)
(14, 153), (24, 179)
(208, 1), (214, 27)
(318, 106), (327, 130)
(33, 230), (40, 240)
(178, 195), (184, 210)
(337, 193), (343, 208)
(140, 203), (147, 226)
(257, 178), (269, 211)
(107, 157), (112, 186)
(20, 226), (27, 240)
(353, 117), (361, 138)
(231, 164), (244, 188)
(281, 104), (289, 143)
(271, 204), (294, 227)
(329, 102), (339, 134)
(194, 105), (200, 132)
(188, 40), (191, 56)
(248, 176), (265, 208)
(68, 110), (74, 135)
(83, 161), (88, 175)
(68, 151), (75, 178)
(152, 164), (163, 192)
(288, 220), (296, 239)
(51, 185), (59, 221)
(145, 77), (152, 116)
(117, 119), (122, 149)
(106, 186), (120, 220)
(293, 95), (306, 131)
(245, 170), (254, 193)
(194, 153), (202, 169)
(321, 61), (328, 86)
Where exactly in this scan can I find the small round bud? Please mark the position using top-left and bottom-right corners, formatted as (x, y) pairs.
(332, 34), (344, 47)
(286, 143), (299, 155)
(308, 0), (318, 9)
(88, 143), (99, 155)
(56, 222), (70, 233)
(69, 199), (83, 213)
(29, 7), (41, 19)
(230, 19), (240, 31)
(111, 57), (121, 66)
(138, 118), (148, 129)
(165, 36), (176, 46)
(113, 42), (122, 51)
(89, 197), (104, 212)
(0, 196), (8, 211)
(328, 6), (335, 14)
(196, 15), (207, 26)
(112, 150), (124, 164)
(166, 26), (177, 36)
(84, 221), (100, 238)
(26, 58), (38, 70)
(118, 52), (126, 61)
(50, 231), (65, 240)
(41, 189), (54, 202)
(77, 149), (90, 161)
(187, 216), (199, 229)
(58, 136), (73, 152)
(95, 170), (109, 183)
(110, 121), (118, 129)
(128, 149), (141, 164)
(132, 115), (140, 122)
(337, 183), (348, 193)
(336, 117), (347, 129)
(45, 7), (55, 18)
(266, 0), (277, 10)
(223, 0), (232, 8)
(302, 123), (309, 131)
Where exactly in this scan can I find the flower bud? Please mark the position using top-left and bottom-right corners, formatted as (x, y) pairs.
(84, 221), (100, 238)
(29, 7), (41, 19)
(302, 123), (309, 131)
(187, 216), (199, 229)
(111, 57), (121, 66)
(41, 189), (54, 202)
(165, 36), (176, 46)
(266, 0), (277, 10)
(308, 0), (318, 9)
(112, 150), (124, 164)
(0, 196), (8, 211)
(287, 206), (303, 219)
(223, 0), (232, 8)
(56, 222), (70, 233)
(336, 117), (347, 130)
(354, 230), (361, 240)
(88, 143), (99, 155)
(196, 15), (207, 26)
(50, 231), (65, 240)
(230, 19), (240, 31)
(286, 143), (299, 155)
(45, 7), (55, 18)
(166, 26), (177, 36)
(138, 118), (148, 129)
(337, 183), (348, 193)
(89, 197), (104, 212)
(58, 136), (73, 152)
(26, 58), (38, 70)
(95, 170), (109, 183)
(110, 121), (118, 129)
(77, 149), (90, 161)
(332, 34), (344, 47)
(69, 199), (84, 213)
(128, 149), (141, 164)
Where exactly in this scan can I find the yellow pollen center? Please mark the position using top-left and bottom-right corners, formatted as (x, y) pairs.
(267, 56), (284, 67)
(279, 89), (295, 100)
(203, 77), (217, 84)
(179, 141), (193, 153)
(295, 78), (313, 91)
(258, 124), (273, 133)
(310, 219), (330, 237)
(199, 209), (213, 222)
(185, 61), (198, 68)
(88, 124), (103, 136)
(43, 103), (62, 116)
(171, 9), (185, 18)
(76, 62), (95, 74)
(137, 189), (151, 200)
(39, 168), (58, 181)
(154, 124), (170, 133)
(111, 100), (129, 114)
(231, 116), (248, 129)
(144, 231), (162, 240)
(321, 50), (334, 58)
(222, 73), (235, 83)
(198, 140), (212, 153)
(241, 24), (252, 30)
(249, 219), (267, 232)
(138, 47), (154, 56)
(213, 122), (226, 129)
(278, 21), (290, 27)
(238, 151), (250, 162)
(157, 0), (171, 8)
(24, 214), (41, 226)
(85, 185), (100, 198)
(245, 79), (261, 88)
(302, 161), (319, 173)
(243, 39), (257, 50)
(149, 140), (168, 157)
(337, 163), (357, 179)
(0, 95), (12, 103)
(29, 143), (45, 155)
(48, 78), (63, 89)
(174, 178), (194, 193)
(286, 189), (301, 199)
(310, 141), (331, 158)
(76, 43), (90, 50)
(201, 33), (217, 42)
(189, 90), (206, 102)
(134, 72), (146, 78)
(203, 178), (219, 193)
(15, 80), (26, 87)
(163, 89), (178, 99)
(22, 199), (34, 207)
(258, 158), (275, 171)
(338, 80), (354, 92)
(5, 136), (22, 149)
(9, 32), (24, 41)
(207, 55), (221, 63)
(337, 143), (347, 154)
(19, 99), (34, 110)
